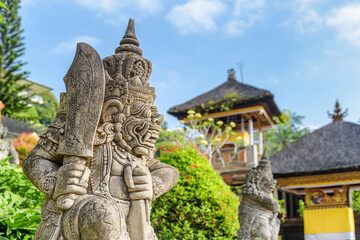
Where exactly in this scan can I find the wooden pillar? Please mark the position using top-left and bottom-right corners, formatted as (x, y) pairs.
(289, 193), (294, 218)
(259, 129), (263, 154)
(249, 118), (254, 145)
(241, 116), (245, 132)
(282, 190), (287, 215)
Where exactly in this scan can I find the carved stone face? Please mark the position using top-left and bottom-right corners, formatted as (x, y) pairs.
(122, 102), (164, 157)
(258, 174), (277, 195)
(0, 123), (7, 139)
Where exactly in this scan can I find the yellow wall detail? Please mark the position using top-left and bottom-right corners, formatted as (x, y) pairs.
(305, 187), (348, 209)
(276, 171), (360, 188)
(220, 131), (250, 145)
(304, 207), (355, 234)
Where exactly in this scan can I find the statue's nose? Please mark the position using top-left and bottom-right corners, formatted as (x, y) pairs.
(152, 114), (164, 126)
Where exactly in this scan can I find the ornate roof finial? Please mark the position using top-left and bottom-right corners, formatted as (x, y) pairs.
(328, 100), (348, 122)
(227, 68), (236, 81)
(115, 18), (143, 56)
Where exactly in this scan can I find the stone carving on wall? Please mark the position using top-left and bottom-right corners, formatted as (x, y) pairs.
(237, 150), (280, 240)
(23, 19), (179, 240)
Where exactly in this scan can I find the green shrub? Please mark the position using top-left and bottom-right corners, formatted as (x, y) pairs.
(352, 190), (360, 214)
(0, 145), (240, 239)
(151, 145), (239, 239)
(297, 199), (305, 218)
(13, 132), (39, 164)
(11, 92), (59, 125)
(0, 160), (42, 239)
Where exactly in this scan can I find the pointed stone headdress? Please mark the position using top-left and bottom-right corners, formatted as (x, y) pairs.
(258, 148), (271, 170)
(103, 19), (155, 106)
(255, 148), (274, 180)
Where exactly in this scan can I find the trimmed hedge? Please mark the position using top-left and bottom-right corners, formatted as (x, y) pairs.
(151, 145), (239, 239)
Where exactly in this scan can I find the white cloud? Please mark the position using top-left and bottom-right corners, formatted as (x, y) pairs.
(135, 0), (162, 13)
(277, 1), (360, 48)
(267, 75), (279, 84)
(225, 0), (265, 36)
(326, 4), (360, 48)
(74, 0), (123, 13)
(22, 0), (36, 6)
(233, 0), (264, 17)
(225, 20), (247, 36)
(296, 8), (322, 33)
(74, 0), (162, 17)
(166, 0), (226, 34)
(277, 0), (323, 33)
(52, 35), (100, 55)
(308, 125), (319, 131)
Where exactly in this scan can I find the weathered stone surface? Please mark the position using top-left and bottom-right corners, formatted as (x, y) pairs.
(0, 123), (19, 165)
(23, 19), (179, 240)
(237, 150), (280, 240)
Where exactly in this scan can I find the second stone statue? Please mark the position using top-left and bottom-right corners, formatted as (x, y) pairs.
(23, 19), (179, 240)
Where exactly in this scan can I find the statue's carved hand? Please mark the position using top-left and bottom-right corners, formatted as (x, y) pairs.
(273, 200), (280, 214)
(243, 184), (258, 195)
(53, 163), (91, 201)
(126, 164), (153, 200)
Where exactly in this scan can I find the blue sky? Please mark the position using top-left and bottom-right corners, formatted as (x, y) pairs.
(20, 0), (360, 129)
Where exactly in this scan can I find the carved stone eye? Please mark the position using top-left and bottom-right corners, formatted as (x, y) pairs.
(143, 109), (151, 118)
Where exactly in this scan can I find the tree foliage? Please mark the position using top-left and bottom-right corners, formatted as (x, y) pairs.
(151, 145), (239, 239)
(34, 92), (59, 125)
(0, 1), (8, 24)
(0, 0), (31, 115)
(0, 159), (43, 239)
(12, 91), (59, 124)
(157, 110), (243, 166)
(263, 110), (310, 156)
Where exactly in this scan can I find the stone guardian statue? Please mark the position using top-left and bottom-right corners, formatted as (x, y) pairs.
(23, 19), (179, 240)
(237, 149), (280, 240)
(0, 122), (19, 165)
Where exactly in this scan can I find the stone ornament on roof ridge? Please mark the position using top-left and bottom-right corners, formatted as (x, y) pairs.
(328, 100), (348, 122)
(23, 18), (179, 240)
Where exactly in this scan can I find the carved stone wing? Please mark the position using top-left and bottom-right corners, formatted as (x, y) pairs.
(58, 43), (105, 157)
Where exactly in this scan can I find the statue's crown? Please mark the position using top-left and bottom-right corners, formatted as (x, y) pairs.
(258, 148), (271, 171)
(103, 19), (155, 106)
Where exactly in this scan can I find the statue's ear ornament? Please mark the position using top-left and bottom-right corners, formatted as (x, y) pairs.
(100, 99), (124, 123)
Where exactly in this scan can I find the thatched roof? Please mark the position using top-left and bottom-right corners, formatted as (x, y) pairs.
(167, 74), (280, 119)
(271, 121), (360, 176)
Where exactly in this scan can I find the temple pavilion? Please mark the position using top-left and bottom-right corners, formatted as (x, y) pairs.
(271, 102), (360, 240)
(168, 68), (281, 185)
